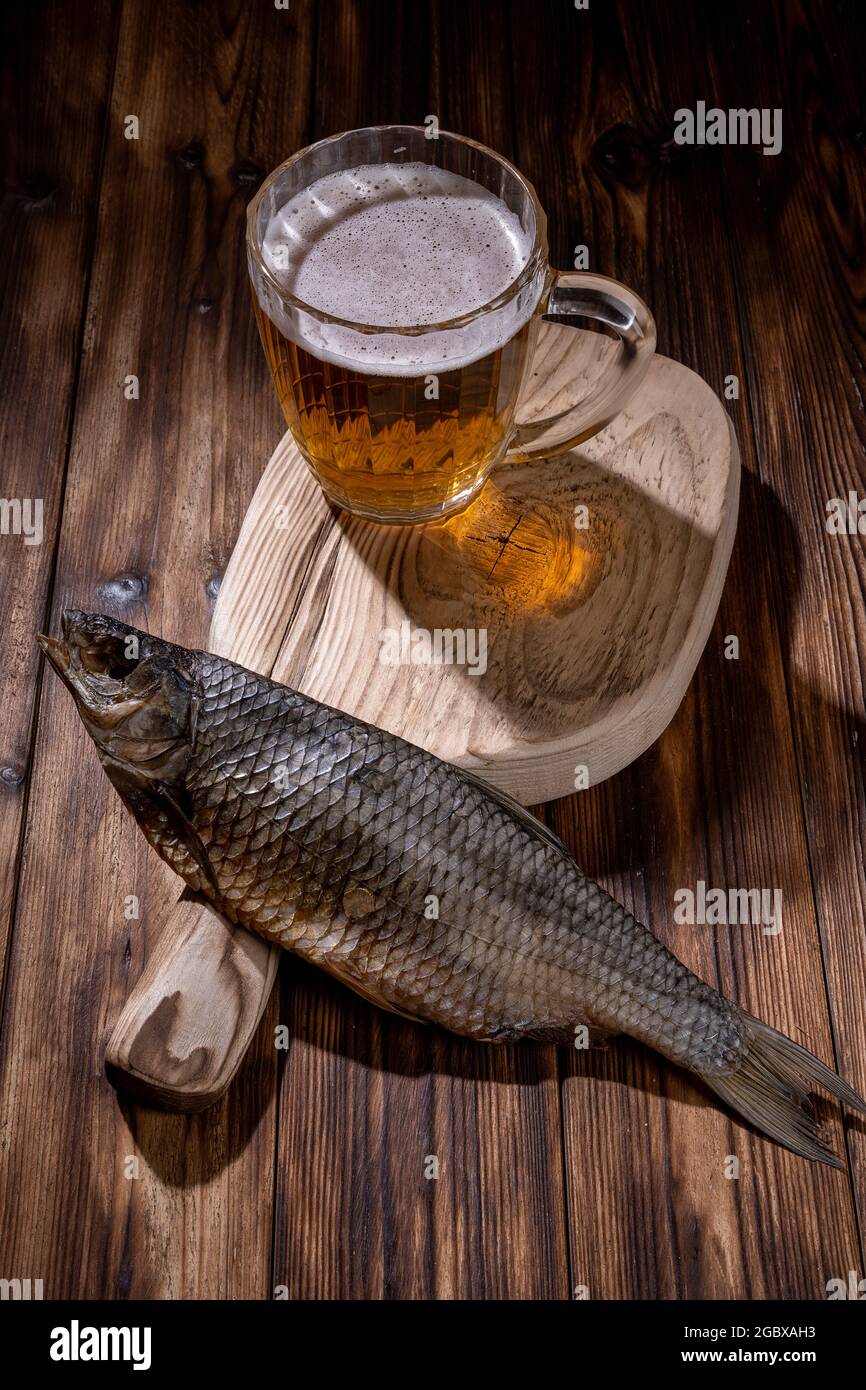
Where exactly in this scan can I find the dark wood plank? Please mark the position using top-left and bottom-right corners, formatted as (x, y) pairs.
(2, 0), (863, 1303)
(0, 0), (317, 1298)
(703, 0), (866, 1221)
(0, 0), (117, 998)
(269, 0), (571, 1300)
(509, 0), (863, 1297)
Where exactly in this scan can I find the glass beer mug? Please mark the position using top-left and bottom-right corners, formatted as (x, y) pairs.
(247, 125), (655, 525)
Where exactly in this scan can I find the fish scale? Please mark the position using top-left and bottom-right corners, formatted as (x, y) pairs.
(38, 611), (866, 1166)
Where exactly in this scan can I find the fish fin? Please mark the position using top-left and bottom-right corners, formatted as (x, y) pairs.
(318, 957), (429, 1026)
(457, 767), (572, 859)
(520, 1022), (616, 1045)
(120, 780), (219, 894)
(701, 1012), (866, 1168)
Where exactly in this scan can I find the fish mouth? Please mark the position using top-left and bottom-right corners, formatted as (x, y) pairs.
(37, 609), (142, 692)
(37, 608), (193, 736)
(36, 631), (72, 682)
(36, 609), (96, 686)
(38, 611), (197, 802)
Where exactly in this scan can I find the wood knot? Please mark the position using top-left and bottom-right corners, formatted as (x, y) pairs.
(844, 117), (866, 148)
(592, 124), (656, 188)
(18, 175), (60, 209)
(98, 572), (149, 604)
(1, 764), (24, 789)
(233, 159), (263, 189)
(206, 573), (222, 600)
(174, 141), (205, 170)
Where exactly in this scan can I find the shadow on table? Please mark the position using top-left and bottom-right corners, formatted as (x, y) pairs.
(127, 468), (865, 1187)
(557, 465), (865, 886)
(126, 933), (864, 1192)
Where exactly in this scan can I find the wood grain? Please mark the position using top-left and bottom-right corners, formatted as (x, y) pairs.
(510, 0), (864, 1298)
(0, 0), (117, 1003)
(268, 0), (572, 1301)
(105, 894), (279, 1110)
(0, 0), (317, 1299)
(0, 0), (863, 1302)
(704, 0), (866, 1226)
(103, 523), (303, 1110)
(213, 337), (738, 804)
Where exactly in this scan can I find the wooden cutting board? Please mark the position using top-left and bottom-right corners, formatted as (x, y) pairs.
(106, 323), (739, 1108)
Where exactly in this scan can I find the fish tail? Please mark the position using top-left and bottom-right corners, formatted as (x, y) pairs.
(698, 1011), (866, 1167)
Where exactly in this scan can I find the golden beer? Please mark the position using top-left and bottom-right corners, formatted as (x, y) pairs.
(247, 128), (655, 523)
(253, 302), (535, 518)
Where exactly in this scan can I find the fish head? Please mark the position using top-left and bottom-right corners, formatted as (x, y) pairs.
(36, 610), (199, 788)
(37, 610), (218, 890)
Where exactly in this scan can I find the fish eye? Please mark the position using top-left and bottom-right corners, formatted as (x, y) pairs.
(80, 642), (139, 679)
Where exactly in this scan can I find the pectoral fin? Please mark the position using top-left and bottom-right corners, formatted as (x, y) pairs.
(318, 956), (429, 1026)
(119, 778), (218, 893)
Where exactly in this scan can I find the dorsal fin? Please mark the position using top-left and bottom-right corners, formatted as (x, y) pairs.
(457, 765), (573, 860)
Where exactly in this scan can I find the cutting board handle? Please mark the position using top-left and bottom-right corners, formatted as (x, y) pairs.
(105, 893), (280, 1111)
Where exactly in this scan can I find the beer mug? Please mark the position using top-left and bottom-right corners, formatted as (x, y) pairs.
(247, 126), (655, 525)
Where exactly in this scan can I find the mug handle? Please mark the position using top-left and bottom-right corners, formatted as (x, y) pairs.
(506, 271), (656, 462)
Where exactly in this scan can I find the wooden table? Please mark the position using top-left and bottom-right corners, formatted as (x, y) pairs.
(1, 0), (864, 1300)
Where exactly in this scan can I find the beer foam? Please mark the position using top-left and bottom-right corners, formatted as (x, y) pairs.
(258, 162), (544, 375)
